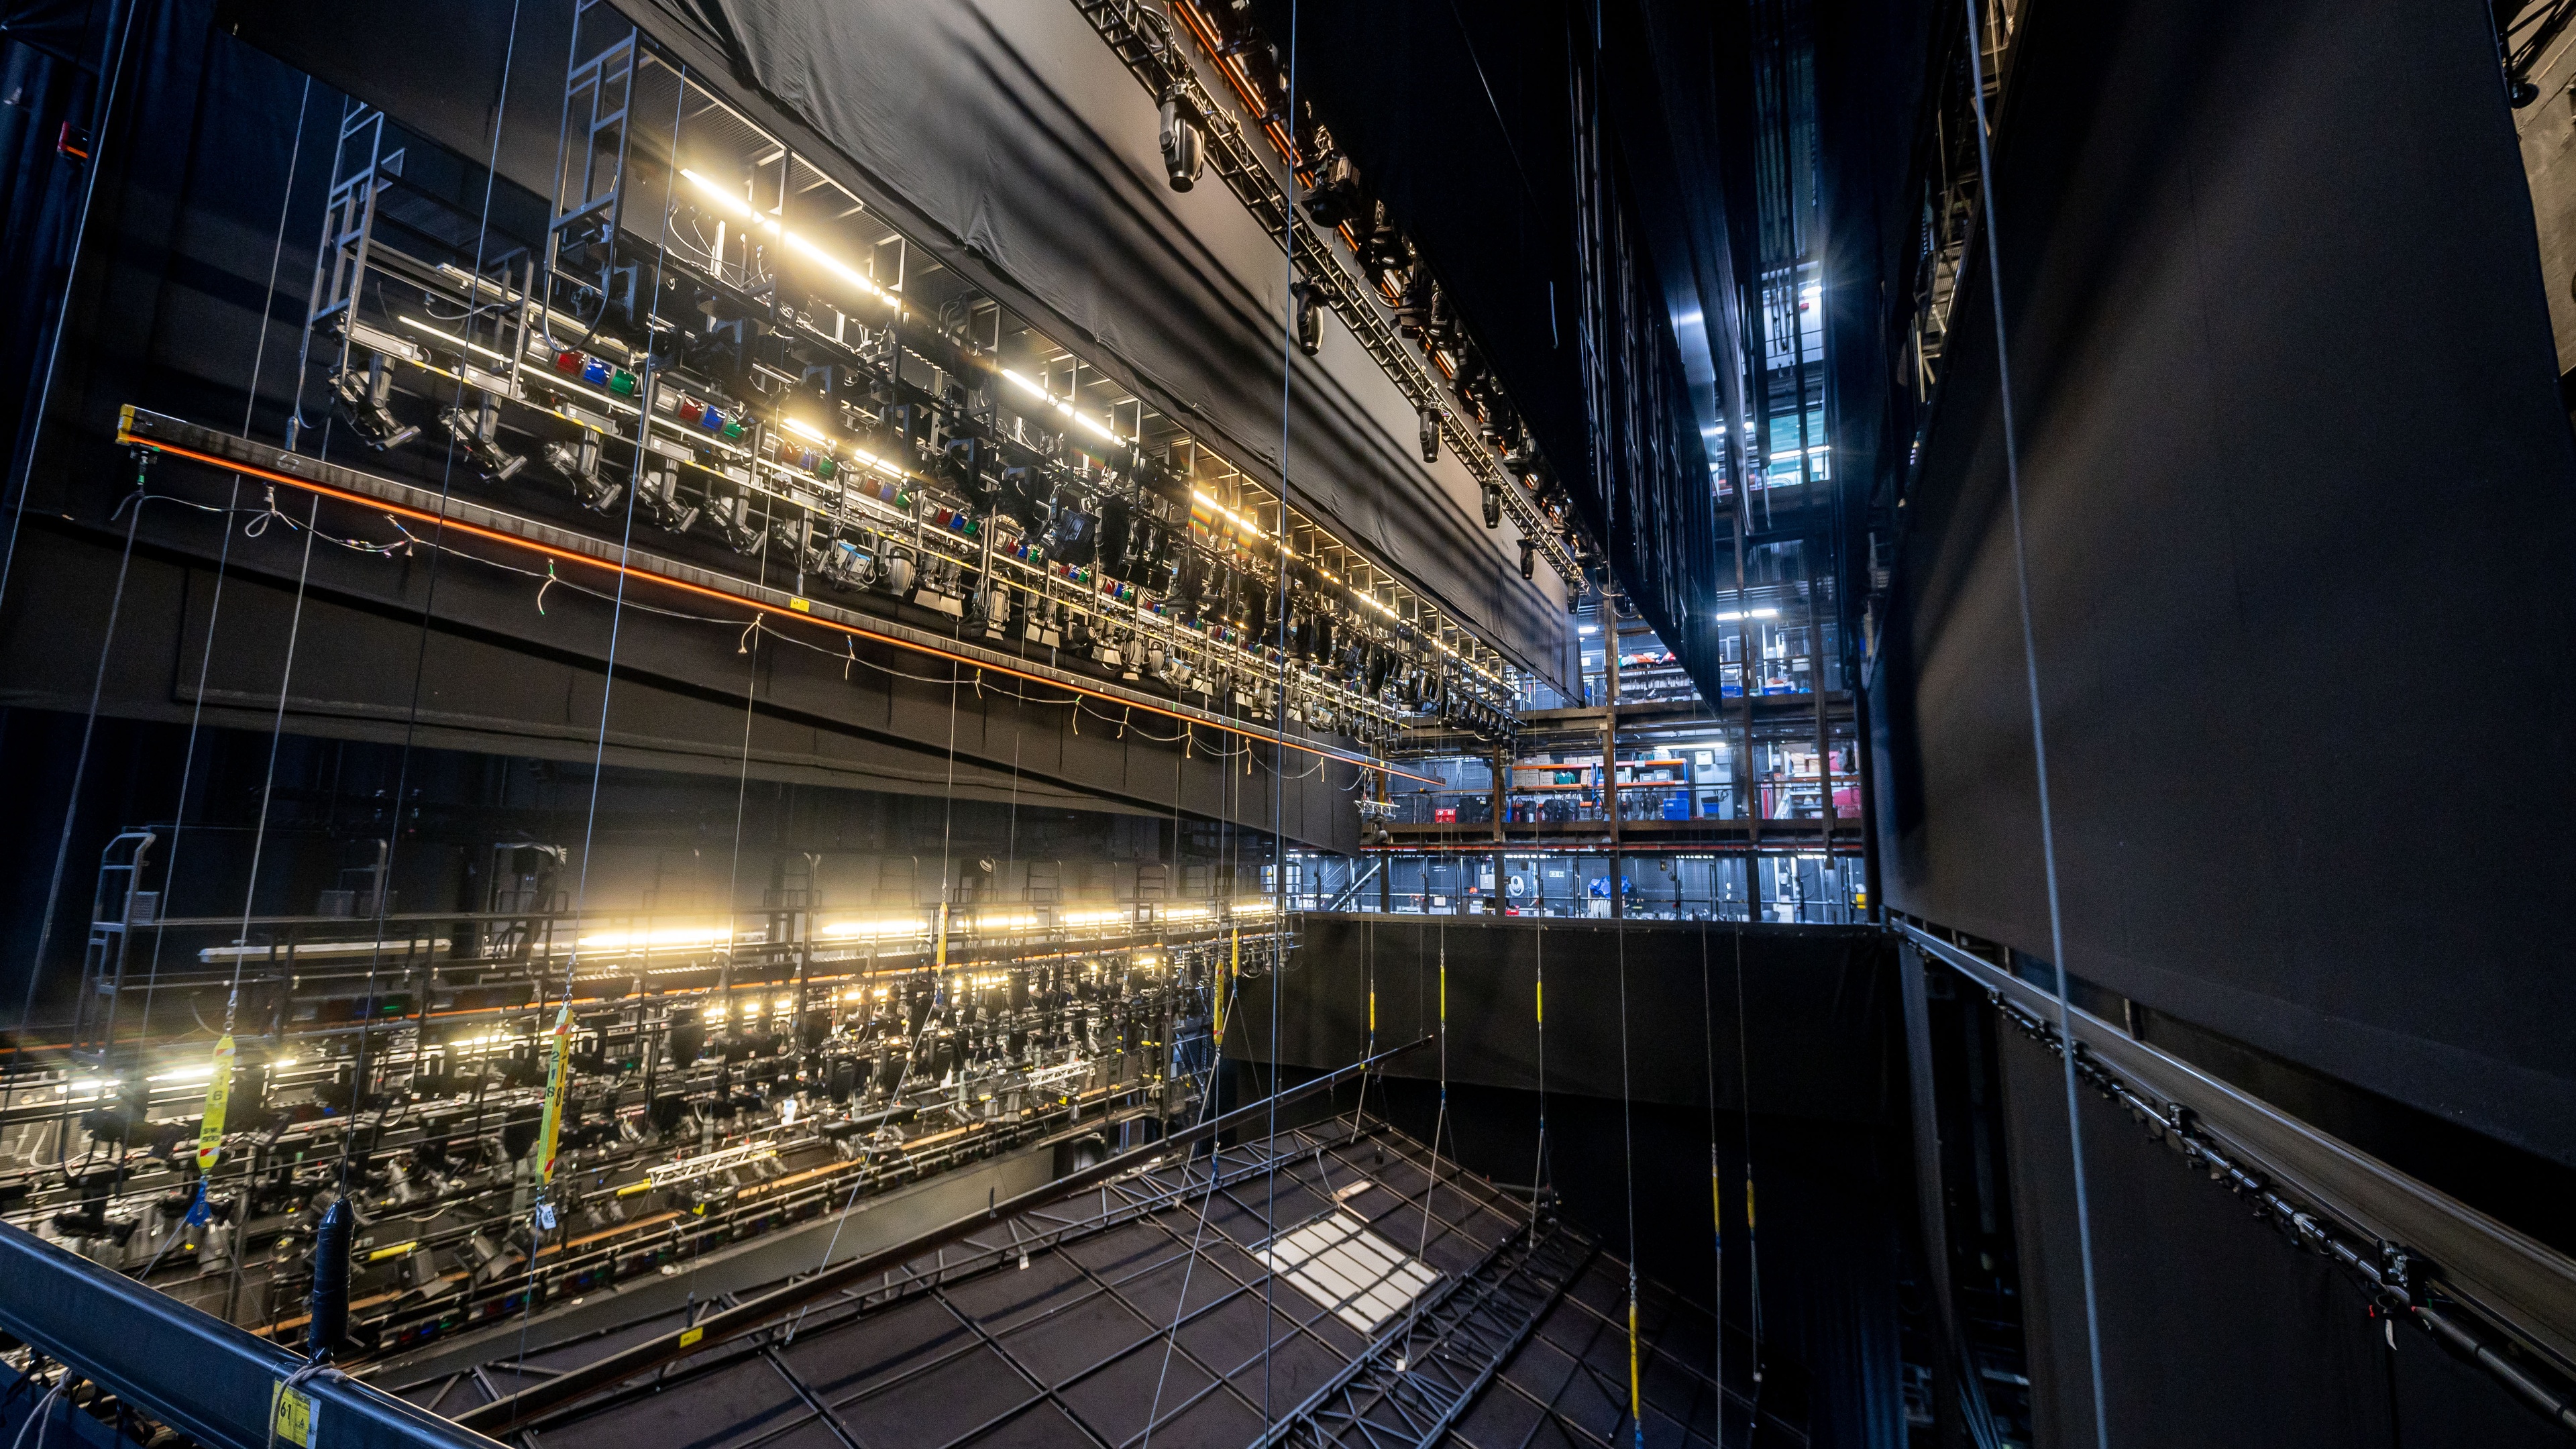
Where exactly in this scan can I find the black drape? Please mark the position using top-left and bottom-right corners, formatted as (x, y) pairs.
(1867, 0), (2576, 1167)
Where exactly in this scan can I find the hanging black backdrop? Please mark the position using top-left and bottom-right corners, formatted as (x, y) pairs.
(1865, 0), (2576, 1169)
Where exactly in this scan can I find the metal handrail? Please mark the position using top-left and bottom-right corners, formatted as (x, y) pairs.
(0, 1221), (507, 1449)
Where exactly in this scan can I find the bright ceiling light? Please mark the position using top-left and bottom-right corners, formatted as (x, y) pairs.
(1002, 368), (1124, 443)
(1190, 490), (1266, 541)
(818, 918), (929, 941)
(578, 925), (735, 951)
(782, 416), (830, 444)
(680, 168), (895, 307)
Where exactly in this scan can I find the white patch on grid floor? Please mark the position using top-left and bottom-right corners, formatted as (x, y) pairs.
(1255, 1209), (1442, 1333)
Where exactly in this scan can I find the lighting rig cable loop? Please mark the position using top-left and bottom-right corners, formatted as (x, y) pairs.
(1960, 1), (2113, 1442)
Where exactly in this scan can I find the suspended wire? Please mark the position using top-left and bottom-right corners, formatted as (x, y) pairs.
(1530, 914), (1548, 1198)
(1262, 2), (1301, 1424)
(5, 455), (149, 1153)
(206, 482), (325, 1333)
(0, 0), (146, 621)
(517, 52), (695, 1366)
(1960, 3), (2112, 1443)
(1732, 924), (1763, 1422)
(116, 60), (315, 1171)
(1701, 926), (1723, 1430)
(1393, 915), (1450, 1371)
(339, 0), (529, 1205)
(1616, 914), (1644, 1449)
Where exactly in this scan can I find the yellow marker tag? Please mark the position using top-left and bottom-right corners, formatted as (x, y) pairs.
(270, 1381), (317, 1449)
(365, 1240), (419, 1264)
(1535, 979), (1544, 1025)
(789, 597), (811, 613)
(536, 1002), (574, 1185)
(197, 1035), (235, 1173)
(1627, 1296), (1643, 1429)
(678, 1326), (705, 1350)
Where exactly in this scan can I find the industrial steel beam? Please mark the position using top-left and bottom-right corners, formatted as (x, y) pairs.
(0, 1222), (507, 1449)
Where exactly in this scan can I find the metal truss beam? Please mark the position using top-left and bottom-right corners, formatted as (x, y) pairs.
(1254, 1215), (1597, 1449)
(1069, 0), (1583, 589)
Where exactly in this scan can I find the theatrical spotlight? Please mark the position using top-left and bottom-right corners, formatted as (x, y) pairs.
(332, 356), (419, 451)
(1481, 481), (1502, 529)
(1159, 87), (1206, 191)
(542, 434), (623, 515)
(442, 397), (525, 481)
(1419, 409), (1440, 464)
(1291, 281), (1323, 357)
(1303, 140), (1364, 227)
(1518, 536), (1536, 580)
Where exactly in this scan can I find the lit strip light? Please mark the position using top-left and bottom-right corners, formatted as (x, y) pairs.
(681, 169), (899, 308)
(1189, 488), (1268, 542)
(119, 422), (1436, 784)
(1000, 368), (1126, 445)
(1714, 607), (1781, 622)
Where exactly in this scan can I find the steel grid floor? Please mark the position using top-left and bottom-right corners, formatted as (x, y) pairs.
(392, 1114), (1784, 1449)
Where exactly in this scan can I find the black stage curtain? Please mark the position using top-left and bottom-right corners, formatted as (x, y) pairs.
(1866, 0), (2576, 1166)
(1994, 1017), (2570, 1448)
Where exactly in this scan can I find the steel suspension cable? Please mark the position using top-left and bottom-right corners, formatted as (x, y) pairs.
(1960, 3), (2112, 1441)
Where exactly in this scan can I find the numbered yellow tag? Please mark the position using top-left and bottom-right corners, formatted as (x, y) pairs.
(536, 1002), (574, 1185)
(196, 1036), (235, 1173)
(270, 1381), (317, 1449)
